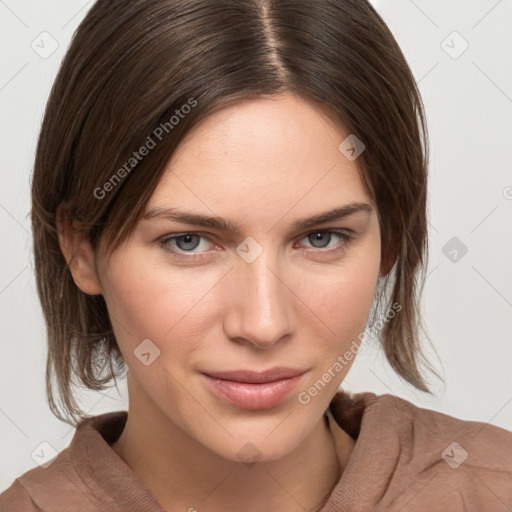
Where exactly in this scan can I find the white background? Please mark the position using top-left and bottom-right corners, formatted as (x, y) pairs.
(1, 0), (511, 491)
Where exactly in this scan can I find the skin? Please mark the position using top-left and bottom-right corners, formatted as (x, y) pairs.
(58, 92), (383, 512)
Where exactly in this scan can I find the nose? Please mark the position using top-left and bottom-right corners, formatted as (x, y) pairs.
(223, 251), (294, 349)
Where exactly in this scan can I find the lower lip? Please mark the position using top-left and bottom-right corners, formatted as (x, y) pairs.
(202, 372), (305, 410)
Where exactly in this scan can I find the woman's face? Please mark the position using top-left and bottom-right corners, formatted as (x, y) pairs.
(97, 92), (382, 462)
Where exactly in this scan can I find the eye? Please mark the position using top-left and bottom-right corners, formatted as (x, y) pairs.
(296, 229), (353, 255)
(159, 233), (213, 258)
(158, 229), (353, 260)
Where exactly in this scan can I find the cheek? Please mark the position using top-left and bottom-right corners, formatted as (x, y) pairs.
(100, 250), (221, 360)
(298, 247), (381, 348)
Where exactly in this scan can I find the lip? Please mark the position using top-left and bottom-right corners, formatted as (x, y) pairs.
(204, 367), (307, 384)
(201, 367), (308, 410)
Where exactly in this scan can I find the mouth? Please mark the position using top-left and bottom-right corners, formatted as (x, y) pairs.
(201, 367), (308, 410)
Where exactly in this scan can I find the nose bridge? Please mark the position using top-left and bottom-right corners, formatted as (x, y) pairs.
(226, 239), (292, 347)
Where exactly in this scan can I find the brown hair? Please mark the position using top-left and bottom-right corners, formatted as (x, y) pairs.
(31, 0), (437, 425)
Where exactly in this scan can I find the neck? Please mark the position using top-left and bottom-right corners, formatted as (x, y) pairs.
(112, 389), (353, 512)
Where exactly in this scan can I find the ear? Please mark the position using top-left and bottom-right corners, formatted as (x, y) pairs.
(56, 203), (103, 295)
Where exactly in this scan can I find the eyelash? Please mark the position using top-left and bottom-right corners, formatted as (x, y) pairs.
(158, 229), (353, 261)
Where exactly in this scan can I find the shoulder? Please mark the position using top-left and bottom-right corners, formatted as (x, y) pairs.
(387, 393), (512, 510)
(0, 411), (127, 512)
(329, 390), (512, 510)
(373, 393), (512, 466)
(0, 479), (38, 512)
(0, 446), (91, 512)
(331, 390), (512, 462)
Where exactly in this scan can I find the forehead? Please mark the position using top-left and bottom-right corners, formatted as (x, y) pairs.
(147, 93), (372, 227)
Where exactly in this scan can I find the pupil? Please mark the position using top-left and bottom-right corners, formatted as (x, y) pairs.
(310, 232), (329, 248)
(179, 234), (199, 251)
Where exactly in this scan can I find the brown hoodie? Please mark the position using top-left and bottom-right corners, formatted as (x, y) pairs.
(1, 390), (511, 511)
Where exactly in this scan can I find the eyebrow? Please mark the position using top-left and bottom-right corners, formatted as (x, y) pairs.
(141, 202), (373, 234)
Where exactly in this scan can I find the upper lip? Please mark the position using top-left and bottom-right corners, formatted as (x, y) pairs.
(203, 367), (307, 384)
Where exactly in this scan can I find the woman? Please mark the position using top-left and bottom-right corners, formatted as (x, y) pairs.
(1, 0), (511, 511)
